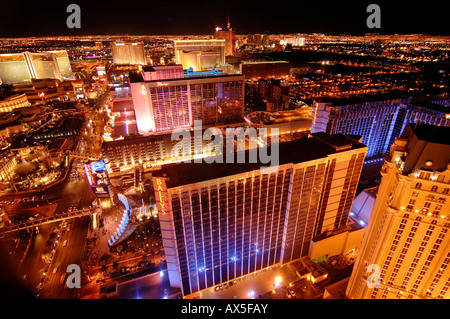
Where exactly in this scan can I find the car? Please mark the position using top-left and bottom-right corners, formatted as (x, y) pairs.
(52, 266), (59, 274)
(63, 240), (68, 247)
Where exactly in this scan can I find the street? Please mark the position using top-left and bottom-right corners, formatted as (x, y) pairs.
(37, 216), (90, 299)
(0, 93), (109, 299)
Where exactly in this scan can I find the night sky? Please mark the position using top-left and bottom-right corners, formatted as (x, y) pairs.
(0, 1), (448, 37)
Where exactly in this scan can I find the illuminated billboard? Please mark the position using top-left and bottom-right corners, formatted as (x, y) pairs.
(84, 159), (111, 196)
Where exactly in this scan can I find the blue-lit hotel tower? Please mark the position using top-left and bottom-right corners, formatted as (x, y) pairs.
(311, 96), (449, 159)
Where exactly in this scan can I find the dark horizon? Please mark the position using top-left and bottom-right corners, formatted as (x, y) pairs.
(0, 1), (449, 38)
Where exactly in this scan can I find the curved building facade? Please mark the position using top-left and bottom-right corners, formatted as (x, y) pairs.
(0, 94), (30, 113)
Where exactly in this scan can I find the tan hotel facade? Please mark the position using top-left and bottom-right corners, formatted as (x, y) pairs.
(346, 123), (450, 299)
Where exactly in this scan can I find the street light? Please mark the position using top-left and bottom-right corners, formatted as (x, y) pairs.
(274, 276), (282, 287)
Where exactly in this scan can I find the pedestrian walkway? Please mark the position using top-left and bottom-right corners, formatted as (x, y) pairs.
(87, 201), (119, 259)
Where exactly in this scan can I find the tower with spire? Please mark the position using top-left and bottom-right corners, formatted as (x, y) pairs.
(214, 19), (236, 56)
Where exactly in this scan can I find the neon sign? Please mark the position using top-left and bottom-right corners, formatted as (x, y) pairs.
(84, 164), (94, 185)
(156, 178), (167, 215)
(156, 82), (169, 87)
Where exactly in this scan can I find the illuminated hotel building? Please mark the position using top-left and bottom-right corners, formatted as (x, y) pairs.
(102, 133), (183, 171)
(47, 50), (73, 80)
(311, 96), (450, 159)
(280, 35), (306, 47)
(258, 78), (290, 112)
(176, 51), (222, 72)
(346, 123), (450, 299)
(0, 51), (73, 84)
(214, 21), (236, 56)
(111, 42), (146, 66)
(239, 61), (291, 80)
(0, 53), (32, 84)
(153, 133), (367, 296)
(0, 94), (30, 113)
(129, 72), (244, 134)
(174, 40), (226, 70)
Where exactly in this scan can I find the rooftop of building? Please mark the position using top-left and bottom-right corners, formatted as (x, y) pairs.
(0, 92), (27, 102)
(245, 108), (312, 125)
(315, 90), (450, 113)
(315, 91), (409, 106)
(409, 97), (450, 114)
(141, 64), (183, 72)
(410, 123), (450, 146)
(129, 71), (243, 83)
(154, 133), (366, 188)
(111, 99), (134, 113)
(323, 277), (349, 299)
(48, 138), (74, 151)
(401, 123), (450, 174)
(240, 60), (290, 64)
(102, 132), (166, 149)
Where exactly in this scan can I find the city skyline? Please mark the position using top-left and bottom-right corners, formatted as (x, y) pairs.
(0, 3), (448, 304)
(0, 1), (449, 38)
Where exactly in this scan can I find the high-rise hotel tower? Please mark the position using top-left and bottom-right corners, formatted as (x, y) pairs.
(111, 42), (146, 66)
(311, 96), (450, 159)
(346, 123), (450, 299)
(153, 133), (367, 296)
(129, 71), (244, 135)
